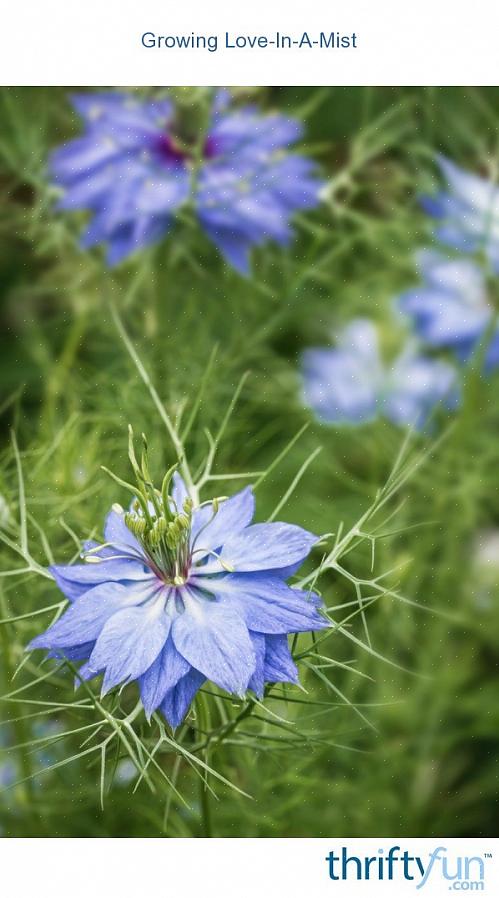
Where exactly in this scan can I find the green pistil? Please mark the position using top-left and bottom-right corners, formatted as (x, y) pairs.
(102, 427), (233, 585)
(125, 494), (193, 585)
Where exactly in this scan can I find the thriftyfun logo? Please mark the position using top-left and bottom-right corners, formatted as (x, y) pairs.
(325, 846), (490, 890)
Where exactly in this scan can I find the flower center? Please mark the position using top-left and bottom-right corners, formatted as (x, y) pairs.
(101, 428), (197, 587)
(154, 131), (221, 168)
(125, 495), (193, 586)
(101, 429), (231, 586)
(154, 133), (189, 166)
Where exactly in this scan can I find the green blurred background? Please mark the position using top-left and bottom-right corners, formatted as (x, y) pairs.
(0, 86), (498, 837)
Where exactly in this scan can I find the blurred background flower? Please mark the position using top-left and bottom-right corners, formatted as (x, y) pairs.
(398, 251), (494, 356)
(301, 318), (458, 428)
(422, 155), (499, 273)
(50, 90), (323, 273)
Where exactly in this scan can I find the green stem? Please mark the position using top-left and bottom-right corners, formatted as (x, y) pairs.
(110, 302), (199, 503)
(199, 776), (213, 838)
(42, 303), (89, 432)
(0, 590), (41, 834)
(213, 699), (257, 746)
(195, 692), (214, 837)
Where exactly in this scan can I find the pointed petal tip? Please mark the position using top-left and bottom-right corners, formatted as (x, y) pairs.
(26, 635), (46, 652)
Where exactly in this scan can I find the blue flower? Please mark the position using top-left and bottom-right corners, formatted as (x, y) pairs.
(399, 250), (499, 371)
(302, 319), (458, 429)
(51, 93), (191, 267)
(422, 155), (499, 272)
(399, 250), (491, 348)
(50, 91), (323, 273)
(196, 97), (323, 273)
(28, 471), (327, 728)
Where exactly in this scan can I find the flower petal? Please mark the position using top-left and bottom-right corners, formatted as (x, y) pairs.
(302, 347), (379, 424)
(104, 507), (143, 555)
(28, 581), (153, 650)
(384, 353), (459, 429)
(48, 642), (95, 662)
(170, 472), (190, 513)
(248, 632), (266, 698)
(172, 592), (255, 695)
(263, 634), (299, 685)
(50, 554), (151, 603)
(200, 225), (251, 275)
(190, 486), (255, 559)
(139, 634), (190, 718)
(203, 522), (319, 573)
(160, 668), (205, 728)
(89, 596), (171, 694)
(202, 573), (327, 634)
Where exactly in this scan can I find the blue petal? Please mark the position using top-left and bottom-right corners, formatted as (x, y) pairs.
(210, 522), (318, 573)
(88, 595), (171, 694)
(248, 632), (266, 698)
(76, 658), (103, 684)
(398, 251), (490, 350)
(384, 354), (459, 429)
(50, 554), (151, 602)
(139, 634), (190, 719)
(271, 562), (304, 579)
(49, 642), (95, 662)
(160, 668), (205, 728)
(422, 156), (499, 271)
(191, 486), (255, 559)
(437, 155), (499, 212)
(205, 573), (327, 634)
(50, 137), (126, 185)
(28, 581), (153, 650)
(134, 173), (190, 216)
(302, 347), (379, 424)
(263, 634), (299, 685)
(208, 109), (302, 156)
(49, 532), (152, 601)
(485, 329), (499, 371)
(202, 225), (251, 275)
(302, 320), (382, 426)
(70, 92), (130, 122)
(104, 508), (142, 555)
(170, 472), (190, 513)
(172, 593), (255, 695)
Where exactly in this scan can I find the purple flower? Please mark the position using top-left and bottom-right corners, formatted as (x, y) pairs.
(302, 319), (458, 429)
(422, 155), (499, 272)
(50, 91), (323, 273)
(28, 470), (326, 728)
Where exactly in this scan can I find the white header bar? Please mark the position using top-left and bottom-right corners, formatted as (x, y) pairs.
(0, 0), (498, 86)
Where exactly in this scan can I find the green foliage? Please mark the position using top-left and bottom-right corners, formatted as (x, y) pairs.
(0, 87), (498, 838)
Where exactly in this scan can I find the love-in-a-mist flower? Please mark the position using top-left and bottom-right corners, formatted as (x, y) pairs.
(28, 437), (327, 728)
(399, 250), (491, 348)
(422, 156), (499, 272)
(50, 91), (323, 273)
(301, 319), (458, 428)
(399, 250), (499, 371)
